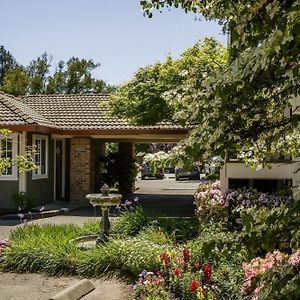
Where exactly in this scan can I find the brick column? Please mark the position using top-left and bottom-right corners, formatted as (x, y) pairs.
(70, 137), (91, 203)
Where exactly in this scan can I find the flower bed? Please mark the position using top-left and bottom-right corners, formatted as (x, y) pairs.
(194, 181), (292, 227)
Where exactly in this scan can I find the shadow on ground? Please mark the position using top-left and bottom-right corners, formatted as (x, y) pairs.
(129, 193), (195, 217)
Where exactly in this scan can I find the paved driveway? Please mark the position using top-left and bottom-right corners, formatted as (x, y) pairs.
(133, 174), (200, 217)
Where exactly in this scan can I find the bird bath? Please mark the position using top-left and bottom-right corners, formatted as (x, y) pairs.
(86, 184), (122, 244)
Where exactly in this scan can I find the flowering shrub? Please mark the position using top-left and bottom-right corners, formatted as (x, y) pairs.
(194, 181), (292, 226)
(194, 181), (227, 224)
(242, 249), (300, 300)
(133, 248), (216, 300)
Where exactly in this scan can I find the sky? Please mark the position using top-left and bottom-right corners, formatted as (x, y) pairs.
(0, 0), (227, 85)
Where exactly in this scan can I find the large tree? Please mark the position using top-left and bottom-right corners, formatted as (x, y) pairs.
(0, 46), (17, 86)
(110, 38), (228, 125)
(124, 0), (300, 167)
(0, 50), (115, 96)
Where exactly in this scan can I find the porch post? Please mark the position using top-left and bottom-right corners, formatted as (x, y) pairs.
(118, 142), (136, 195)
(70, 137), (91, 203)
(18, 132), (27, 193)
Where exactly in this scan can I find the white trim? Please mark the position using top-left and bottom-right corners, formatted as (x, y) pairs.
(0, 132), (18, 181)
(18, 132), (27, 192)
(32, 134), (48, 180)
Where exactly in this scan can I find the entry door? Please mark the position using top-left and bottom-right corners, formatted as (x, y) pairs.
(55, 140), (65, 201)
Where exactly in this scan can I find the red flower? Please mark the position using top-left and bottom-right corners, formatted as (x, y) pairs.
(203, 264), (212, 282)
(156, 271), (161, 276)
(202, 288), (208, 295)
(160, 251), (171, 268)
(194, 261), (201, 269)
(173, 267), (182, 276)
(183, 248), (190, 264)
(190, 279), (200, 292)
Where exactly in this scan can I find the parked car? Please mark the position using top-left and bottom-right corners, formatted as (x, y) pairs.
(175, 165), (201, 181)
(141, 163), (164, 180)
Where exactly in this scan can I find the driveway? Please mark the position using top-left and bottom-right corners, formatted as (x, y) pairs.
(133, 174), (200, 217)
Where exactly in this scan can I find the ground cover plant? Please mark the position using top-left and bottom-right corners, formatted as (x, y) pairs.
(1, 186), (300, 299)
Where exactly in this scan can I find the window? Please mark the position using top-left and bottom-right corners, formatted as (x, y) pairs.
(32, 135), (48, 179)
(0, 133), (18, 180)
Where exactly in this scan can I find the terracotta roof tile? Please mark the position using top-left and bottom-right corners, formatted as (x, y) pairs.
(20, 94), (182, 131)
(0, 92), (58, 128)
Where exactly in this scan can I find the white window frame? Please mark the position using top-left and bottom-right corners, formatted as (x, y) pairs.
(0, 133), (18, 181)
(32, 134), (48, 179)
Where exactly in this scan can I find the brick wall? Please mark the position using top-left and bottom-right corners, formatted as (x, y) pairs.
(70, 137), (91, 202)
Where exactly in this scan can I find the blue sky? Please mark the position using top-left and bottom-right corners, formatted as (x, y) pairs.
(0, 0), (226, 85)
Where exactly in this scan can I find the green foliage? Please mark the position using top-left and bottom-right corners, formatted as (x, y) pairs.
(113, 206), (151, 236)
(139, 0), (300, 167)
(1, 66), (29, 96)
(0, 48), (115, 95)
(241, 250), (300, 300)
(110, 38), (227, 125)
(1, 224), (81, 275)
(137, 227), (173, 245)
(239, 200), (300, 256)
(155, 217), (200, 243)
(11, 192), (36, 211)
(0, 129), (37, 176)
(188, 223), (248, 263)
(205, 172), (219, 180)
(0, 45), (17, 86)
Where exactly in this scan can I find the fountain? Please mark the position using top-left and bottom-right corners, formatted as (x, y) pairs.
(86, 184), (122, 244)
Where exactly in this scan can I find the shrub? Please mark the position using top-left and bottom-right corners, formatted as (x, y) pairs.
(155, 217), (200, 243)
(78, 238), (163, 277)
(194, 181), (293, 228)
(241, 249), (300, 300)
(113, 205), (151, 236)
(194, 181), (227, 224)
(11, 192), (36, 211)
(1, 224), (81, 275)
(238, 200), (300, 256)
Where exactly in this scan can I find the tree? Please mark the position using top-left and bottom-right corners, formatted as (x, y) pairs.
(0, 46), (17, 86)
(0, 49), (115, 95)
(27, 52), (52, 94)
(110, 38), (227, 125)
(1, 66), (29, 96)
(135, 0), (300, 167)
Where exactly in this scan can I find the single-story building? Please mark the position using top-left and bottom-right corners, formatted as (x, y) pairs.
(0, 92), (187, 210)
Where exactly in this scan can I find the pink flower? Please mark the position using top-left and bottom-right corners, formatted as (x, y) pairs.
(289, 250), (300, 266)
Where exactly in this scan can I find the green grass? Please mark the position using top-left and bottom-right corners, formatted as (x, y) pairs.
(0, 208), (200, 279)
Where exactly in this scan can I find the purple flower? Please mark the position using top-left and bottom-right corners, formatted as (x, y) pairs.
(133, 197), (139, 202)
(17, 213), (24, 219)
(139, 270), (147, 277)
(125, 200), (132, 206)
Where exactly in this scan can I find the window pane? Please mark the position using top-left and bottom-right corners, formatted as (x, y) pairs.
(41, 139), (46, 174)
(0, 138), (13, 175)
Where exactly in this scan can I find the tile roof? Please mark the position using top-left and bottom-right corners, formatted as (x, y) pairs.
(0, 92), (58, 128)
(20, 94), (183, 131)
